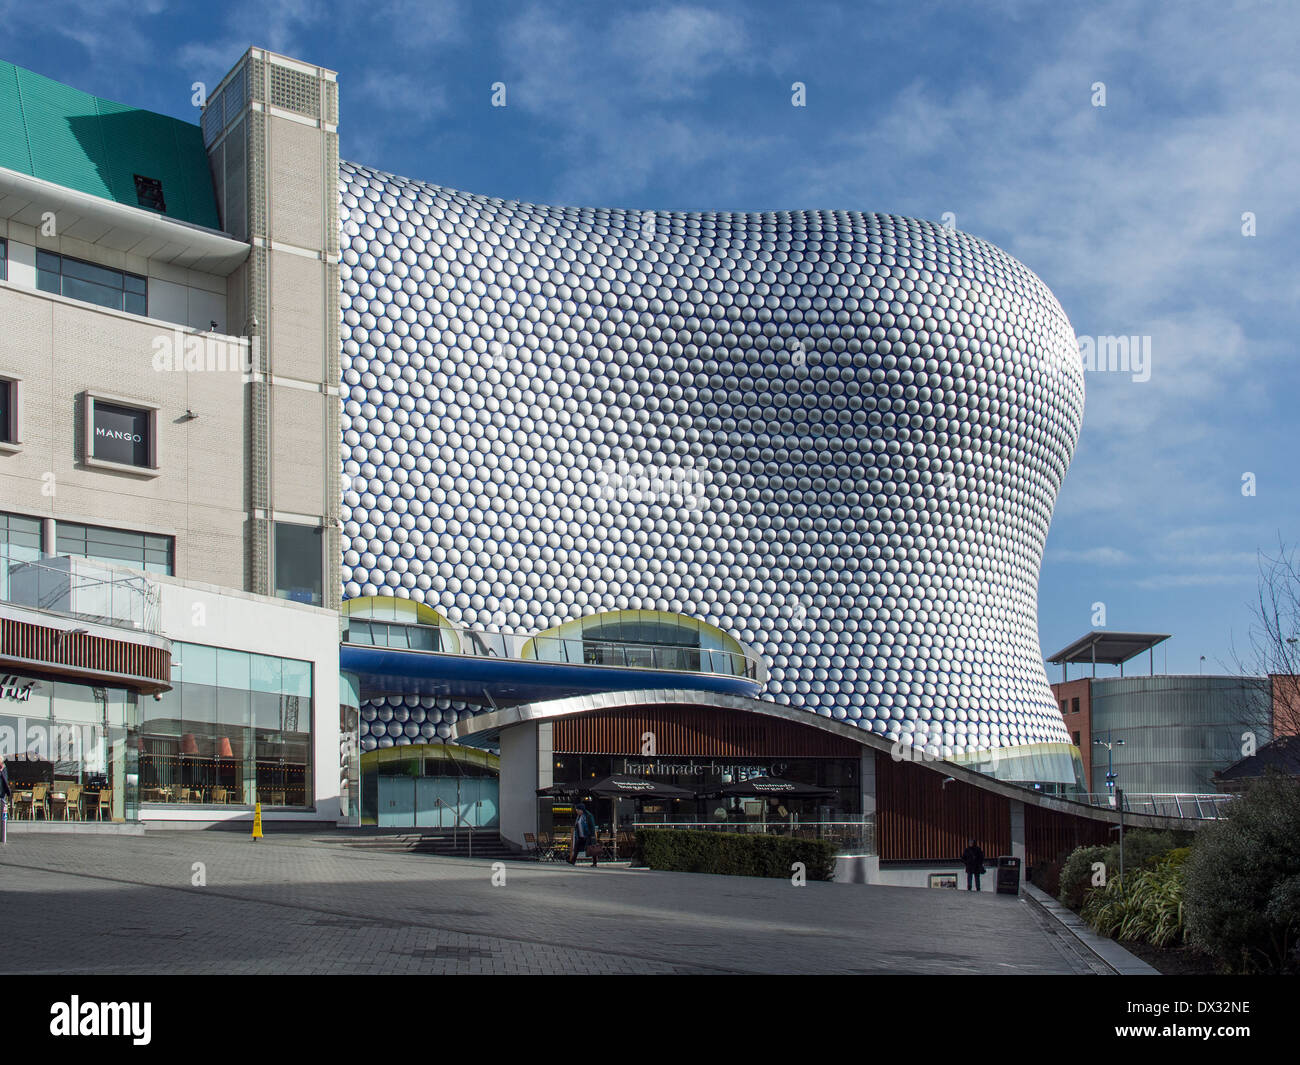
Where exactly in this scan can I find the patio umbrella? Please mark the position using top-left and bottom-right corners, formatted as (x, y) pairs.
(585, 774), (697, 800)
(585, 775), (698, 861)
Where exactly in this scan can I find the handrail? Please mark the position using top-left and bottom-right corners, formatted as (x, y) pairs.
(431, 796), (474, 857)
(1071, 792), (1234, 820)
(1, 551), (162, 634)
(344, 619), (758, 680)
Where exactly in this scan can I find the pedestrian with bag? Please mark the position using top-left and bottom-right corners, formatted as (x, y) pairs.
(568, 802), (598, 867)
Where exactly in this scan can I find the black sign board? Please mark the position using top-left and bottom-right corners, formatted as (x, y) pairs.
(92, 401), (150, 466)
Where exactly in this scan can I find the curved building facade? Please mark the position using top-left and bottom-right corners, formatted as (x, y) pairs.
(337, 162), (1085, 782)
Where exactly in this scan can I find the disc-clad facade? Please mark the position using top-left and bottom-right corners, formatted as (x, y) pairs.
(337, 162), (1086, 784)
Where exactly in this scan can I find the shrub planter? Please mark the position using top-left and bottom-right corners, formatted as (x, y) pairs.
(634, 828), (838, 881)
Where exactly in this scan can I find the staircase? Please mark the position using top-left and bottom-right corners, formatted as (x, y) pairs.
(329, 830), (520, 860)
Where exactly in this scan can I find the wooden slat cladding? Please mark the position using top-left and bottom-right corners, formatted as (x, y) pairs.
(553, 706), (860, 758)
(1024, 802), (1113, 867)
(0, 616), (171, 691)
(875, 754), (1011, 860)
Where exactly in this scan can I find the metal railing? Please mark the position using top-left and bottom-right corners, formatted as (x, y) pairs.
(431, 796), (475, 857)
(344, 619), (757, 679)
(524, 632), (755, 678)
(1, 552), (161, 634)
(632, 819), (877, 854)
(1074, 792), (1234, 820)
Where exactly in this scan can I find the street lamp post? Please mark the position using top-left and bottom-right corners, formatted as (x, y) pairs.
(1093, 732), (1125, 801)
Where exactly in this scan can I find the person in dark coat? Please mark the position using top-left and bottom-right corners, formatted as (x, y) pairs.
(0, 755), (12, 834)
(568, 802), (598, 867)
(962, 838), (985, 891)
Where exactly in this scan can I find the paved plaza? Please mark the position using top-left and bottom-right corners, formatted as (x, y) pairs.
(0, 831), (1105, 975)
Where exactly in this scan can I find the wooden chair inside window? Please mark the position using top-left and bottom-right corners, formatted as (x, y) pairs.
(10, 790), (33, 820)
(49, 790), (69, 821)
(30, 783), (49, 820)
(92, 789), (112, 821)
(64, 784), (82, 820)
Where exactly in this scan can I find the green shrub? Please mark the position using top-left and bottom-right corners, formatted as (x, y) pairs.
(635, 829), (837, 881)
(1059, 831), (1186, 912)
(1184, 772), (1300, 974)
(1081, 855), (1186, 947)
(1058, 845), (1109, 909)
(1102, 829), (1183, 876)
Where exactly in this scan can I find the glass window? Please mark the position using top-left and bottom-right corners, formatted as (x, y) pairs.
(250, 654), (282, 694)
(176, 642), (217, 687)
(33, 250), (148, 316)
(0, 512), (41, 561)
(55, 520), (173, 575)
(281, 659), (313, 698)
(0, 378), (12, 444)
(1, 512), (43, 601)
(138, 644), (313, 808)
(0, 237), (6, 281)
(273, 521), (323, 606)
(217, 648), (251, 692)
(3, 680), (136, 822)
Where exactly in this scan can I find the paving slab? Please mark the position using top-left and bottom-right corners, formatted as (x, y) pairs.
(0, 831), (1101, 975)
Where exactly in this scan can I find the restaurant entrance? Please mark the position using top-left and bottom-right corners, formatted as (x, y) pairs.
(539, 704), (864, 848)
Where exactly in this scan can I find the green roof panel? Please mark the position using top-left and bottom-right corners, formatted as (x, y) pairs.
(0, 64), (34, 174)
(0, 60), (221, 231)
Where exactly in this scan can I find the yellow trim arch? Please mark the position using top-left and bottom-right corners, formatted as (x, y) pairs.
(520, 609), (761, 679)
(341, 595), (463, 654)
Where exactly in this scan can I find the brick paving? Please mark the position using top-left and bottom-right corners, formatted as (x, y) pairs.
(0, 831), (1096, 975)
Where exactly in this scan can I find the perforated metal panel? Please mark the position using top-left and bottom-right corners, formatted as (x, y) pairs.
(337, 162), (1086, 774)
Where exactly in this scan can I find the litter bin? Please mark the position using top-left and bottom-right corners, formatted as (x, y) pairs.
(995, 855), (1021, 895)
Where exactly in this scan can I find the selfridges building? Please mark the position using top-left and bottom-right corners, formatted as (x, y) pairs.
(338, 161), (1086, 786)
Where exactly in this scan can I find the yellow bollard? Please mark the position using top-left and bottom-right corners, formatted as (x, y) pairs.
(252, 801), (263, 842)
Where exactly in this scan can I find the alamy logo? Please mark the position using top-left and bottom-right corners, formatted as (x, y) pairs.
(151, 330), (257, 373)
(50, 997), (151, 1045)
(1076, 334), (1152, 382)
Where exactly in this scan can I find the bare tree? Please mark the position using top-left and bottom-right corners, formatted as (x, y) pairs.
(1229, 541), (1300, 745)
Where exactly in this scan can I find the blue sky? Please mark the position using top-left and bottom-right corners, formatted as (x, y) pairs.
(3, 0), (1297, 677)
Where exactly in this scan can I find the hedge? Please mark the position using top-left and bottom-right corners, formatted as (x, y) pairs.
(634, 829), (838, 881)
(1184, 772), (1300, 973)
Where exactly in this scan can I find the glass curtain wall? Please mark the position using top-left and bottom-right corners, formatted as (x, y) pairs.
(0, 677), (138, 821)
(138, 641), (313, 807)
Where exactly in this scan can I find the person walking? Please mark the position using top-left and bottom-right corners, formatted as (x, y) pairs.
(568, 802), (598, 867)
(0, 755), (12, 844)
(962, 837), (985, 891)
